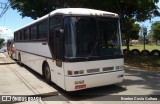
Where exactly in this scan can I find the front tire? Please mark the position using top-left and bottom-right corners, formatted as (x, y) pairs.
(44, 63), (51, 83)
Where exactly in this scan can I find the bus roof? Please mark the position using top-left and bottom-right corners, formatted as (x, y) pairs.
(50, 8), (118, 16)
(15, 8), (118, 32)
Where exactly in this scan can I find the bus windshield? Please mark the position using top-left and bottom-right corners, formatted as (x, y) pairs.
(64, 16), (122, 59)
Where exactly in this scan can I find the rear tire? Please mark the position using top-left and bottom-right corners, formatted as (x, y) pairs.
(43, 63), (51, 83)
(141, 50), (150, 56)
(18, 54), (22, 66)
(151, 50), (160, 57)
(130, 49), (140, 55)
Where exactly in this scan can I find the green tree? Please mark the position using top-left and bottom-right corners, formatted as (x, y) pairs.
(9, 0), (160, 49)
(122, 22), (140, 45)
(9, 0), (160, 20)
(147, 30), (154, 43)
(130, 23), (141, 40)
(0, 38), (5, 48)
(150, 21), (160, 45)
(8, 0), (82, 19)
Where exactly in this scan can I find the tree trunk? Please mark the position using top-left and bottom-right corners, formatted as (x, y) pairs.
(126, 35), (130, 50)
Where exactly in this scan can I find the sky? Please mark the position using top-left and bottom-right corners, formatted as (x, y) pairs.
(0, 0), (160, 40)
(140, 1), (160, 30)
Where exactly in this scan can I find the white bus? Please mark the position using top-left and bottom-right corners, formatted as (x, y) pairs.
(14, 8), (124, 91)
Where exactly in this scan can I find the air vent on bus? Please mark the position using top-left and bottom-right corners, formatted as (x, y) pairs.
(103, 67), (114, 71)
(87, 68), (100, 73)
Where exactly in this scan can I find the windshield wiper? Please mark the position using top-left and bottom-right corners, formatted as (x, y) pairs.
(86, 41), (98, 59)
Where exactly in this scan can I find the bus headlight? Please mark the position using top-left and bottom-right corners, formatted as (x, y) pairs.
(68, 70), (84, 75)
(74, 70), (84, 75)
(116, 66), (124, 70)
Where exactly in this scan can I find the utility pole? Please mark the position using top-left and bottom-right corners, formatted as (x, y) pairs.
(142, 27), (147, 50)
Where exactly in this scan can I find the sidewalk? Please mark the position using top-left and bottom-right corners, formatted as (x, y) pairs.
(0, 53), (6, 58)
(0, 53), (62, 104)
(0, 52), (15, 64)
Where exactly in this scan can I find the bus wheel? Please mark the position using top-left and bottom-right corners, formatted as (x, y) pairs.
(18, 54), (22, 66)
(43, 63), (51, 83)
(151, 50), (160, 57)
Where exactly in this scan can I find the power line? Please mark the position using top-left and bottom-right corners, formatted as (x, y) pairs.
(0, 2), (7, 9)
(0, 2), (10, 19)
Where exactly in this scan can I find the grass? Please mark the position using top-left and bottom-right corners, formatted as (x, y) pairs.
(124, 55), (160, 72)
(122, 44), (160, 51)
(122, 44), (160, 72)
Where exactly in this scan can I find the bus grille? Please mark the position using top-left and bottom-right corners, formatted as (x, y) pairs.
(103, 67), (114, 71)
(87, 68), (100, 73)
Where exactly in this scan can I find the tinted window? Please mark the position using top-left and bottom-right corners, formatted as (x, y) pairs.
(20, 30), (24, 41)
(31, 25), (37, 40)
(24, 28), (30, 40)
(38, 20), (48, 39)
(64, 17), (122, 58)
(17, 32), (20, 41)
(50, 16), (62, 29)
(14, 33), (18, 42)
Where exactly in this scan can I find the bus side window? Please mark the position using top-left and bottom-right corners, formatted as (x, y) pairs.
(24, 28), (30, 40)
(14, 33), (17, 42)
(38, 20), (48, 40)
(17, 31), (20, 41)
(21, 30), (24, 41)
(31, 25), (37, 40)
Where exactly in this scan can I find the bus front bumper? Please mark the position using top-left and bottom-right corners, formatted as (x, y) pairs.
(65, 70), (124, 91)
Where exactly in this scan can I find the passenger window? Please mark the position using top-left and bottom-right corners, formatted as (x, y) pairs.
(31, 25), (37, 40)
(20, 30), (24, 41)
(17, 32), (21, 41)
(38, 20), (48, 39)
(24, 28), (30, 40)
(14, 33), (18, 42)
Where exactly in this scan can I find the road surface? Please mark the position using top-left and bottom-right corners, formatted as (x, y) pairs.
(0, 53), (159, 104)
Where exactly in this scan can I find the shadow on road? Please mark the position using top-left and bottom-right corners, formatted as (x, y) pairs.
(56, 85), (126, 101)
(21, 64), (127, 101)
(123, 68), (160, 95)
(19, 64), (160, 101)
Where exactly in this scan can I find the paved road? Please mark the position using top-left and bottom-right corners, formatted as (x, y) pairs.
(0, 53), (160, 104)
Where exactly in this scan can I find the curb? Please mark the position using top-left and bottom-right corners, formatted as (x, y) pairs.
(0, 62), (17, 65)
